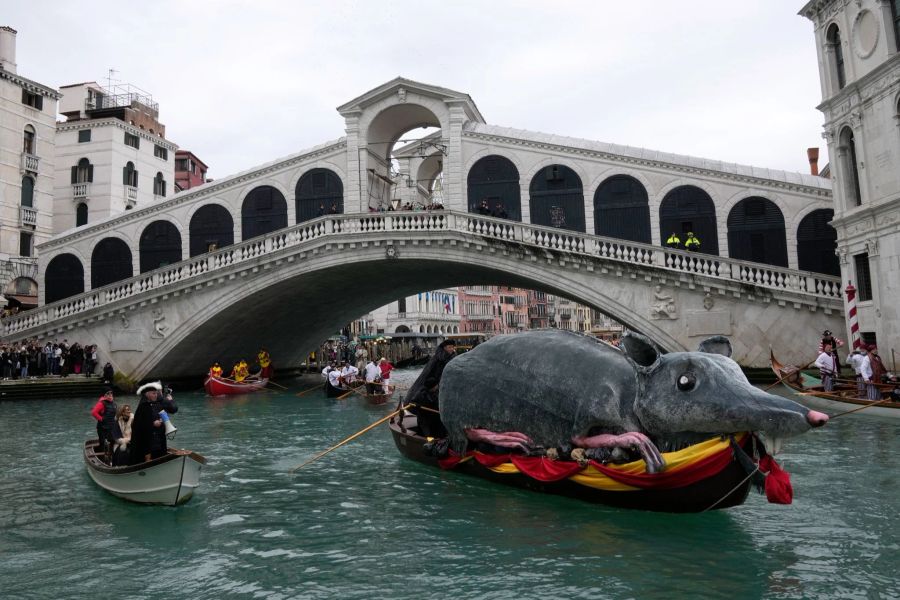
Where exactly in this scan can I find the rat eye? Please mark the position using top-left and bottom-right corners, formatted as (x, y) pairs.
(677, 373), (696, 392)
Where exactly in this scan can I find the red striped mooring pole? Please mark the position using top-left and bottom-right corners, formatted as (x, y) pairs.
(845, 282), (861, 350)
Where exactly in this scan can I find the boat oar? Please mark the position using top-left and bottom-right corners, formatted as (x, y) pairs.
(337, 384), (368, 400)
(289, 405), (411, 473)
(266, 380), (289, 391)
(295, 383), (325, 397)
(830, 398), (892, 419)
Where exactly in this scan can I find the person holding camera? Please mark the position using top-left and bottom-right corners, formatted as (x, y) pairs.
(129, 381), (178, 464)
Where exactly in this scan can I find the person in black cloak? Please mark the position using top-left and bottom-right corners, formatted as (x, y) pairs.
(129, 381), (178, 465)
(405, 339), (456, 438)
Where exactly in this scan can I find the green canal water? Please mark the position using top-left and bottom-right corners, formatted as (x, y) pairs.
(0, 369), (897, 600)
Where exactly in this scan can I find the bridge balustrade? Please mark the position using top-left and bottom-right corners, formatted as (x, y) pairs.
(3, 211), (842, 338)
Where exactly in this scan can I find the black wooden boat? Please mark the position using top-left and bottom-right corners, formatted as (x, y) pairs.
(388, 413), (754, 513)
(325, 379), (347, 398)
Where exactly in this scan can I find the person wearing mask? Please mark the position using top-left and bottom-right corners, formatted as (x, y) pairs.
(129, 382), (178, 464)
(112, 404), (133, 466)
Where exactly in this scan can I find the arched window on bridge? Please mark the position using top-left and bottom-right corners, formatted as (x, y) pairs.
(45, 254), (84, 304)
(75, 202), (88, 227)
(726, 197), (788, 267)
(295, 169), (343, 224)
(797, 209), (839, 275)
(659, 186), (719, 255)
(593, 175), (651, 243)
(190, 204), (234, 257)
(91, 238), (133, 289)
(140, 220), (182, 273)
(529, 165), (585, 232)
(467, 155), (521, 221)
(242, 185), (287, 240)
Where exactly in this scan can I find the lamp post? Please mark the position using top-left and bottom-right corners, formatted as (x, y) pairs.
(844, 282), (860, 350)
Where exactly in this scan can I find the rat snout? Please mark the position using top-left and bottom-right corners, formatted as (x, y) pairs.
(806, 409), (829, 428)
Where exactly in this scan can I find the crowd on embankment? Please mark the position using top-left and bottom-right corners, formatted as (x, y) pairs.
(0, 339), (114, 381)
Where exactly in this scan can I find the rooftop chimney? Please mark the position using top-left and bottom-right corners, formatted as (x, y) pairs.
(0, 26), (17, 74)
(807, 147), (820, 177)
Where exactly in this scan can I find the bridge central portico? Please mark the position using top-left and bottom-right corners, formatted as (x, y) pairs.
(7, 210), (842, 379)
(15, 78), (843, 379)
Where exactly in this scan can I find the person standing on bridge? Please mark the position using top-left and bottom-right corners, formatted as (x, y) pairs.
(684, 232), (701, 252)
(665, 232), (682, 249)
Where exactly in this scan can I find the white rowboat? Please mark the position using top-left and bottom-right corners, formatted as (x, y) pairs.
(83, 440), (207, 505)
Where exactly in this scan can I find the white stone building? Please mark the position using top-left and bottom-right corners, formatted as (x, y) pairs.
(0, 26), (58, 309)
(371, 288), (461, 335)
(54, 81), (177, 234)
(802, 0), (900, 347)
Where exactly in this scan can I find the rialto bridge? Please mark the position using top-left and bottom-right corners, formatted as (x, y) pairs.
(3, 78), (844, 379)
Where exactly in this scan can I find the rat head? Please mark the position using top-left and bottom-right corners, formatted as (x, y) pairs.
(621, 334), (827, 446)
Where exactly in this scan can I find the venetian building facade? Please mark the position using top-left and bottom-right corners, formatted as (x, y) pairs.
(373, 288), (460, 335)
(54, 81), (177, 234)
(802, 0), (900, 346)
(0, 26), (58, 310)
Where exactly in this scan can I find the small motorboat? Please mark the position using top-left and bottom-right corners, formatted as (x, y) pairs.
(770, 351), (900, 418)
(83, 440), (207, 505)
(388, 412), (759, 513)
(204, 374), (268, 396)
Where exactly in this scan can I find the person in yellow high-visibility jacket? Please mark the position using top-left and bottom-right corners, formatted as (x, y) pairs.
(684, 232), (701, 252)
(257, 348), (273, 379)
(665, 232), (682, 249)
(231, 360), (248, 382)
(209, 363), (223, 378)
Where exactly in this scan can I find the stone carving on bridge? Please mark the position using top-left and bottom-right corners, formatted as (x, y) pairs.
(650, 285), (677, 320)
(703, 292), (715, 311)
(151, 309), (169, 338)
(386, 245), (398, 259)
(120, 313), (130, 329)
(397, 87), (407, 102)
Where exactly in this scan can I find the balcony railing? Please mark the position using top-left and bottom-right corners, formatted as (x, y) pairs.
(124, 186), (138, 207)
(73, 183), (90, 199)
(20, 206), (37, 228)
(21, 152), (39, 174)
(464, 314), (495, 321)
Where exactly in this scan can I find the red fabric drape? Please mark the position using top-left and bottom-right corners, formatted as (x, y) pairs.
(759, 455), (793, 504)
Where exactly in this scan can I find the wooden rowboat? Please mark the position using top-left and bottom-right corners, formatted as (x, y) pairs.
(388, 413), (755, 513)
(770, 351), (900, 418)
(83, 440), (207, 505)
(204, 374), (268, 396)
(362, 384), (395, 405)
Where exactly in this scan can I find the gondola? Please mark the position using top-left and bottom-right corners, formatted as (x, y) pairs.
(770, 351), (900, 419)
(362, 384), (395, 406)
(204, 374), (268, 396)
(388, 413), (758, 513)
(83, 440), (207, 505)
(326, 378), (364, 398)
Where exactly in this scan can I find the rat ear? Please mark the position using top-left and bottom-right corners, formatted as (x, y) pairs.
(620, 333), (661, 371)
(698, 335), (733, 358)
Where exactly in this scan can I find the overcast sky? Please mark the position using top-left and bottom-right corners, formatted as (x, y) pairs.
(7, 1), (827, 179)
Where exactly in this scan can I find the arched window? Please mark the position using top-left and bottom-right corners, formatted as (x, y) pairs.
(23, 125), (35, 155)
(242, 185), (287, 240)
(295, 169), (343, 223)
(529, 165), (585, 232)
(467, 155), (521, 221)
(190, 204), (234, 257)
(153, 172), (166, 197)
(726, 197), (788, 267)
(123, 161), (138, 187)
(75, 202), (88, 227)
(797, 209), (839, 275)
(593, 175), (651, 243)
(659, 186), (719, 255)
(20, 176), (34, 207)
(139, 220), (181, 273)
(45, 254), (84, 304)
(839, 127), (862, 207)
(71, 158), (93, 184)
(91, 238), (133, 289)
(827, 24), (846, 90)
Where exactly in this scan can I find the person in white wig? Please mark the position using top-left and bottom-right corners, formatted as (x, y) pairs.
(128, 381), (178, 464)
